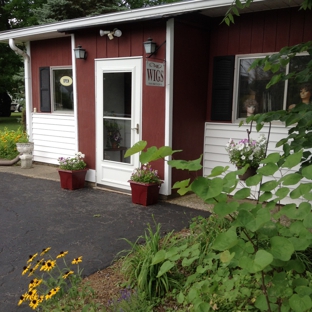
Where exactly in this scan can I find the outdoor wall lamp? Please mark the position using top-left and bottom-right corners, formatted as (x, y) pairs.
(74, 45), (87, 60)
(143, 38), (166, 58)
(99, 28), (122, 40)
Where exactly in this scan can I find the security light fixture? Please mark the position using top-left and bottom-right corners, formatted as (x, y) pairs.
(99, 28), (122, 40)
(143, 38), (157, 55)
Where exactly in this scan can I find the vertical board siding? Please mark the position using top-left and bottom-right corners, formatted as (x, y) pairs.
(32, 114), (76, 164)
(204, 122), (307, 205)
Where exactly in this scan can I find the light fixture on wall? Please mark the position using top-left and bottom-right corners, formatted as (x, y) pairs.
(99, 28), (122, 40)
(74, 45), (87, 60)
(143, 38), (166, 58)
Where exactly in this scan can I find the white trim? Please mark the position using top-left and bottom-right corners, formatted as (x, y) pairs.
(163, 18), (174, 196)
(0, 0), (298, 43)
(71, 34), (79, 152)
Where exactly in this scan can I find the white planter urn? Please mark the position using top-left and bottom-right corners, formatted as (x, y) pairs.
(16, 142), (34, 169)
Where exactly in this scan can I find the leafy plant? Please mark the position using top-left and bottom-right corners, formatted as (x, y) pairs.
(58, 151), (87, 170)
(0, 127), (28, 159)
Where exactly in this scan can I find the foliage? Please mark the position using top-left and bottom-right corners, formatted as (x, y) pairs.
(121, 222), (182, 299)
(58, 151), (87, 170)
(130, 163), (162, 184)
(0, 127), (28, 159)
(18, 248), (100, 311)
(225, 134), (267, 168)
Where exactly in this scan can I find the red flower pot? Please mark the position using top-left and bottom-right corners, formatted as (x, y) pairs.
(129, 181), (161, 206)
(58, 169), (88, 190)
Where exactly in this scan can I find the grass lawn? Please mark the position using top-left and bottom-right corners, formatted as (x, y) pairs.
(0, 112), (23, 131)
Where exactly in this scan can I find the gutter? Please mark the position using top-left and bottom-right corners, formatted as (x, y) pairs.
(8, 39), (32, 141)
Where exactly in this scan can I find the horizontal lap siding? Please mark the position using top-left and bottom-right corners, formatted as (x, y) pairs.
(204, 122), (305, 205)
(32, 114), (76, 164)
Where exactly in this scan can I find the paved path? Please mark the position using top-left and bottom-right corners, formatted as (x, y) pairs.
(0, 172), (210, 311)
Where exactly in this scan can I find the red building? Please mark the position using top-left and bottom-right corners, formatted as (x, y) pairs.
(0, 0), (310, 198)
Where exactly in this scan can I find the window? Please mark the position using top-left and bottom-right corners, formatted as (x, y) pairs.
(39, 67), (73, 113)
(235, 54), (312, 119)
(52, 67), (73, 112)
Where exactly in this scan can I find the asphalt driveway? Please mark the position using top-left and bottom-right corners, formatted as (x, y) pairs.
(0, 172), (210, 311)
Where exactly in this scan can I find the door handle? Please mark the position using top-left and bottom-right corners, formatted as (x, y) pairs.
(131, 124), (139, 134)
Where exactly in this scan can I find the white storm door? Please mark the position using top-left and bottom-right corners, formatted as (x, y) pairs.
(95, 57), (142, 190)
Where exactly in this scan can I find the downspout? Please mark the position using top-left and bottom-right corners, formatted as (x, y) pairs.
(8, 39), (32, 141)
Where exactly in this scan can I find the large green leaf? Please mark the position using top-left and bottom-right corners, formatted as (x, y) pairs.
(168, 155), (202, 171)
(213, 201), (239, 217)
(212, 227), (238, 251)
(260, 180), (279, 192)
(281, 150), (303, 169)
(280, 173), (303, 186)
(191, 176), (223, 200)
(245, 173), (263, 186)
(124, 140), (147, 158)
(156, 260), (175, 278)
(290, 183), (312, 199)
(233, 187), (250, 199)
(257, 163), (279, 176)
(275, 187), (290, 199)
(208, 166), (229, 177)
(270, 236), (294, 261)
(302, 164), (312, 179)
(261, 152), (281, 164)
(172, 179), (192, 195)
(289, 294), (312, 312)
(151, 250), (166, 265)
(140, 146), (157, 164)
(239, 250), (273, 273)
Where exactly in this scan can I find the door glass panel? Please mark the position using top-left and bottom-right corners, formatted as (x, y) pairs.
(103, 72), (131, 163)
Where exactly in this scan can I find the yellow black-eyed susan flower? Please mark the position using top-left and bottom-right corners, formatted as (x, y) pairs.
(56, 250), (68, 258)
(40, 247), (51, 256)
(45, 286), (60, 300)
(22, 264), (31, 275)
(40, 259), (56, 272)
(27, 253), (38, 263)
(25, 289), (37, 301)
(62, 270), (74, 279)
(29, 298), (39, 310)
(72, 256), (82, 264)
(33, 259), (43, 271)
(18, 294), (26, 306)
(28, 278), (42, 290)
(45, 290), (53, 300)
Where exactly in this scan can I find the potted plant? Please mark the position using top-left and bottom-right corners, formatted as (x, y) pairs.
(15, 129), (34, 169)
(124, 141), (180, 206)
(225, 134), (267, 180)
(104, 120), (122, 148)
(128, 164), (162, 206)
(57, 152), (87, 190)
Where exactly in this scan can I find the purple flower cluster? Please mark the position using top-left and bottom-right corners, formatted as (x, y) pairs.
(130, 164), (162, 184)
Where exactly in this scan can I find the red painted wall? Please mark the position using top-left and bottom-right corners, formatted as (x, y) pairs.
(206, 7), (312, 121)
(73, 21), (167, 172)
(31, 37), (72, 111)
(171, 17), (209, 186)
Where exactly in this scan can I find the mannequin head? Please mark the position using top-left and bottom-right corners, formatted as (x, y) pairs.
(299, 83), (311, 104)
(244, 98), (258, 116)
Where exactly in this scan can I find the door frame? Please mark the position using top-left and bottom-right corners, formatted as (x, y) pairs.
(95, 56), (142, 190)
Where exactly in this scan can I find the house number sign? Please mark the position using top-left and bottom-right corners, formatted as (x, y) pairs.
(60, 76), (73, 86)
(146, 61), (165, 87)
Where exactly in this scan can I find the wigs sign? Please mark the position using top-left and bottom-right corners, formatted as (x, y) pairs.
(146, 61), (165, 87)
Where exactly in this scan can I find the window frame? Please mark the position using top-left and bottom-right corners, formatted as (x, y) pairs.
(232, 52), (310, 122)
(50, 66), (74, 114)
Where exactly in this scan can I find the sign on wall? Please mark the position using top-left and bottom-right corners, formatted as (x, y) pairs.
(146, 61), (165, 87)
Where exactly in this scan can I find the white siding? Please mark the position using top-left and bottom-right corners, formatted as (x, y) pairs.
(31, 113), (76, 165)
(204, 122), (305, 205)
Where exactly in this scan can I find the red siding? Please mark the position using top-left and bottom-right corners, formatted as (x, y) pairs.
(74, 21), (167, 174)
(31, 37), (72, 111)
(207, 7), (312, 121)
(172, 18), (209, 185)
